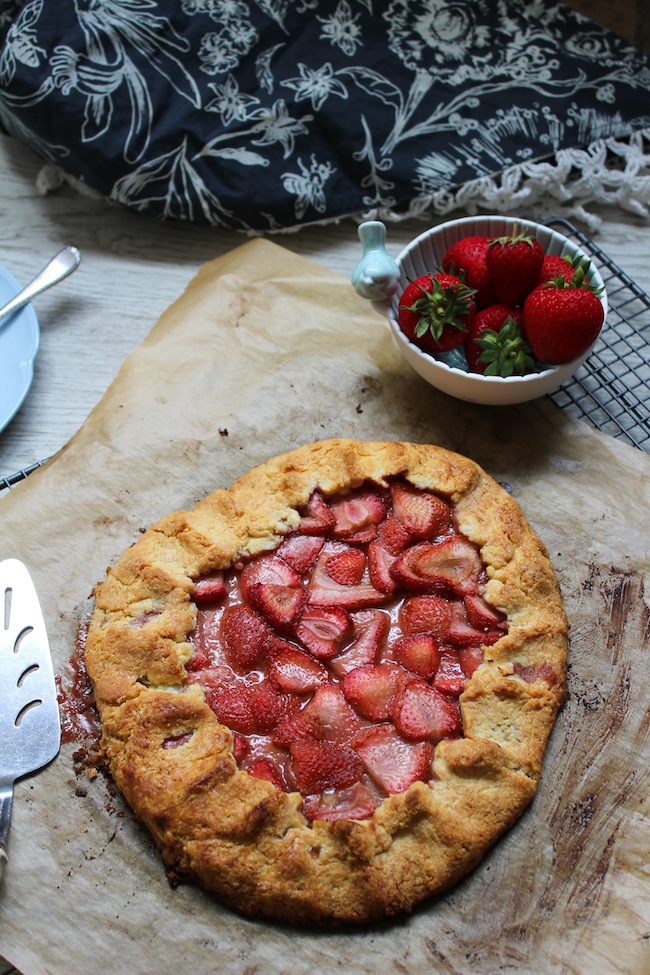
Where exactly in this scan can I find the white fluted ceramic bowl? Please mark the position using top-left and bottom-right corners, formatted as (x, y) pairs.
(386, 215), (607, 406)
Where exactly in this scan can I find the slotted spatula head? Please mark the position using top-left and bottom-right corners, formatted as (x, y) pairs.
(0, 558), (61, 876)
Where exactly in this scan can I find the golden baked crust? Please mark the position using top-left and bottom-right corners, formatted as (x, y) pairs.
(84, 439), (567, 925)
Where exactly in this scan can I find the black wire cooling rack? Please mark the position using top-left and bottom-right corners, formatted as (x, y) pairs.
(1, 458), (46, 492)
(1, 218), (649, 492)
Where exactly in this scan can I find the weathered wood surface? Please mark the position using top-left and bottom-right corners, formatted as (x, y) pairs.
(0, 203), (647, 975)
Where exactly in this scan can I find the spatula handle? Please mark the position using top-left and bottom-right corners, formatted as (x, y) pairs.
(0, 783), (13, 880)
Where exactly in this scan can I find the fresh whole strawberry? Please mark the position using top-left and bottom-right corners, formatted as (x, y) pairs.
(536, 254), (575, 287)
(398, 273), (476, 353)
(523, 267), (604, 364)
(537, 252), (593, 288)
(465, 304), (535, 377)
(486, 230), (545, 306)
(441, 235), (497, 309)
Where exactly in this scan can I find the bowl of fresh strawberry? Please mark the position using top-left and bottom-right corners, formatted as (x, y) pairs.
(386, 215), (607, 405)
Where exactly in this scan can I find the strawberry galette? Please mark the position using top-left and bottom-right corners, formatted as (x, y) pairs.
(85, 439), (567, 925)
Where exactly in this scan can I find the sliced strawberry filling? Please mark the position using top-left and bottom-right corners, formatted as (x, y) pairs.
(188, 479), (508, 822)
(392, 633), (440, 680)
(291, 740), (364, 795)
(341, 664), (403, 721)
(308, 541), (386, 609)
(391, 482), (452, 539)
(268, 642), (329, 694)
(298, 490), (335, 535)
(193, 571), (227, 604)
(329, 488), (387, 543)
(433, 650), (468, 696)
(275, 533), (324, 573)
(398, 594), (452, 638)
(296, 605), (352, 659)
(240, 553), (301, 599)
(220, 605), (274, 670)
(195, 667), (294, 735)
(352, 725), (434, 795)
(391, 677), (462, 741)
(247, 757), (287, 790)
(301, 782), (377, 822)
(391, 538), (483, 596)
(328, 610), (388, 677)
(248, 581), (306, 633)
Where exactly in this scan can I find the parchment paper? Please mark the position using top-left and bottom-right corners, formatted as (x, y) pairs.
(0, 239), (648, 975)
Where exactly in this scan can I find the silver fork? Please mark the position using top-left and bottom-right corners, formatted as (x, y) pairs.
(0, 246), (81, 325)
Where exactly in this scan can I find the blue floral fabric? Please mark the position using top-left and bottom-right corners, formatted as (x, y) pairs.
(1, 0), (649, 230)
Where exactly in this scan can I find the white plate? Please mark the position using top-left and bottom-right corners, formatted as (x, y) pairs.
(0, 265), (40, 432)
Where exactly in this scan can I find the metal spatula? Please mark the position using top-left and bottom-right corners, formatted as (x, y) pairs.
(0, 559), (61, 878)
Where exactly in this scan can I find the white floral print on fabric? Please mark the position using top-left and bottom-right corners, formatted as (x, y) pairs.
(0, 0), (649, 230)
